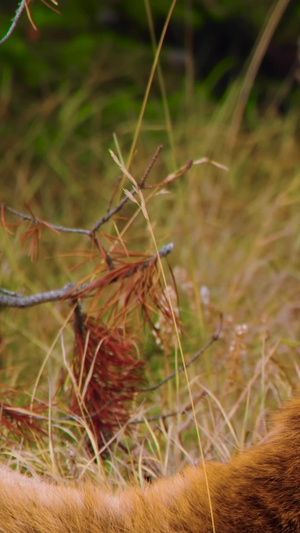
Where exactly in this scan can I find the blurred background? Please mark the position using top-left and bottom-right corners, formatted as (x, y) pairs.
(1, 1), (299, 100)
(0, 0), (299, 216)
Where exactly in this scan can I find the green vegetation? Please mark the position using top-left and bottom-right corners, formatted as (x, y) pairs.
(0, 0), (299, 486)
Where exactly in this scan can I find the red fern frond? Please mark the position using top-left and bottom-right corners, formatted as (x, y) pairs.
(0, 385), (47, 441)
(70, 304), (145, 449)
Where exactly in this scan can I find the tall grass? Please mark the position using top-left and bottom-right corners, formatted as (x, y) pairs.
(1, 2), (300, 491)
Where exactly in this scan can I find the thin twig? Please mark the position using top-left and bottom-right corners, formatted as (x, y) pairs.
(0, 0), (27, 46)
(90, 146), (164, 233)
(139, 145), (163, 187)
(1, 152), (227, 238)
(2, 205), (90, 235)
(143, 159), (193, 189)
(131, 391), (206, 424)
(138, 314), (223, 392)
(1, 145), (164, 273)
(0, 244), (174, 309)
(1, 147), (163, 237)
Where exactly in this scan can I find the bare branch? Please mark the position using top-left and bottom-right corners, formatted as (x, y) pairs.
(138, 313), (223, 392)
(1, 147), (163, 237)
(1, 205), (90, 236)
(0, 282), (75, 309)
(0, 243), (174, 309)
(131, 391), (206, 424)
(1, 150), (222, 238)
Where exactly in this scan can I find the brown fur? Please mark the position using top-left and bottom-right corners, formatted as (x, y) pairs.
(0, 398), (300, 532)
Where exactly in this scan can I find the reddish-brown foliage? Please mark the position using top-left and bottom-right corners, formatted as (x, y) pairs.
(71, 304), (145, 448)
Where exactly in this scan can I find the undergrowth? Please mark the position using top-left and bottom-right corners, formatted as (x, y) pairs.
(0, 1), (300, 491)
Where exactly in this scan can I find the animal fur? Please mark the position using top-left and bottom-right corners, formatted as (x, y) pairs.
(0, 397), (300, 532)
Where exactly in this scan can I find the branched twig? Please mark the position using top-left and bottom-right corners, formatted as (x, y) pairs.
(6, 147), (162, 270)
(1, 205), (91, 236)
(1, 146), (165, 238)
(0, 243), (174, 309)
(91, 145), (164, 233)
(1, 152), (227, 239)
(138, 313), (223, 392)
(143, 157), (228, 190)
(143, 158), (193, 189)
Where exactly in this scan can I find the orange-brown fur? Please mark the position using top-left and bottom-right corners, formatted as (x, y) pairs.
(0, 398), (300, 532)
